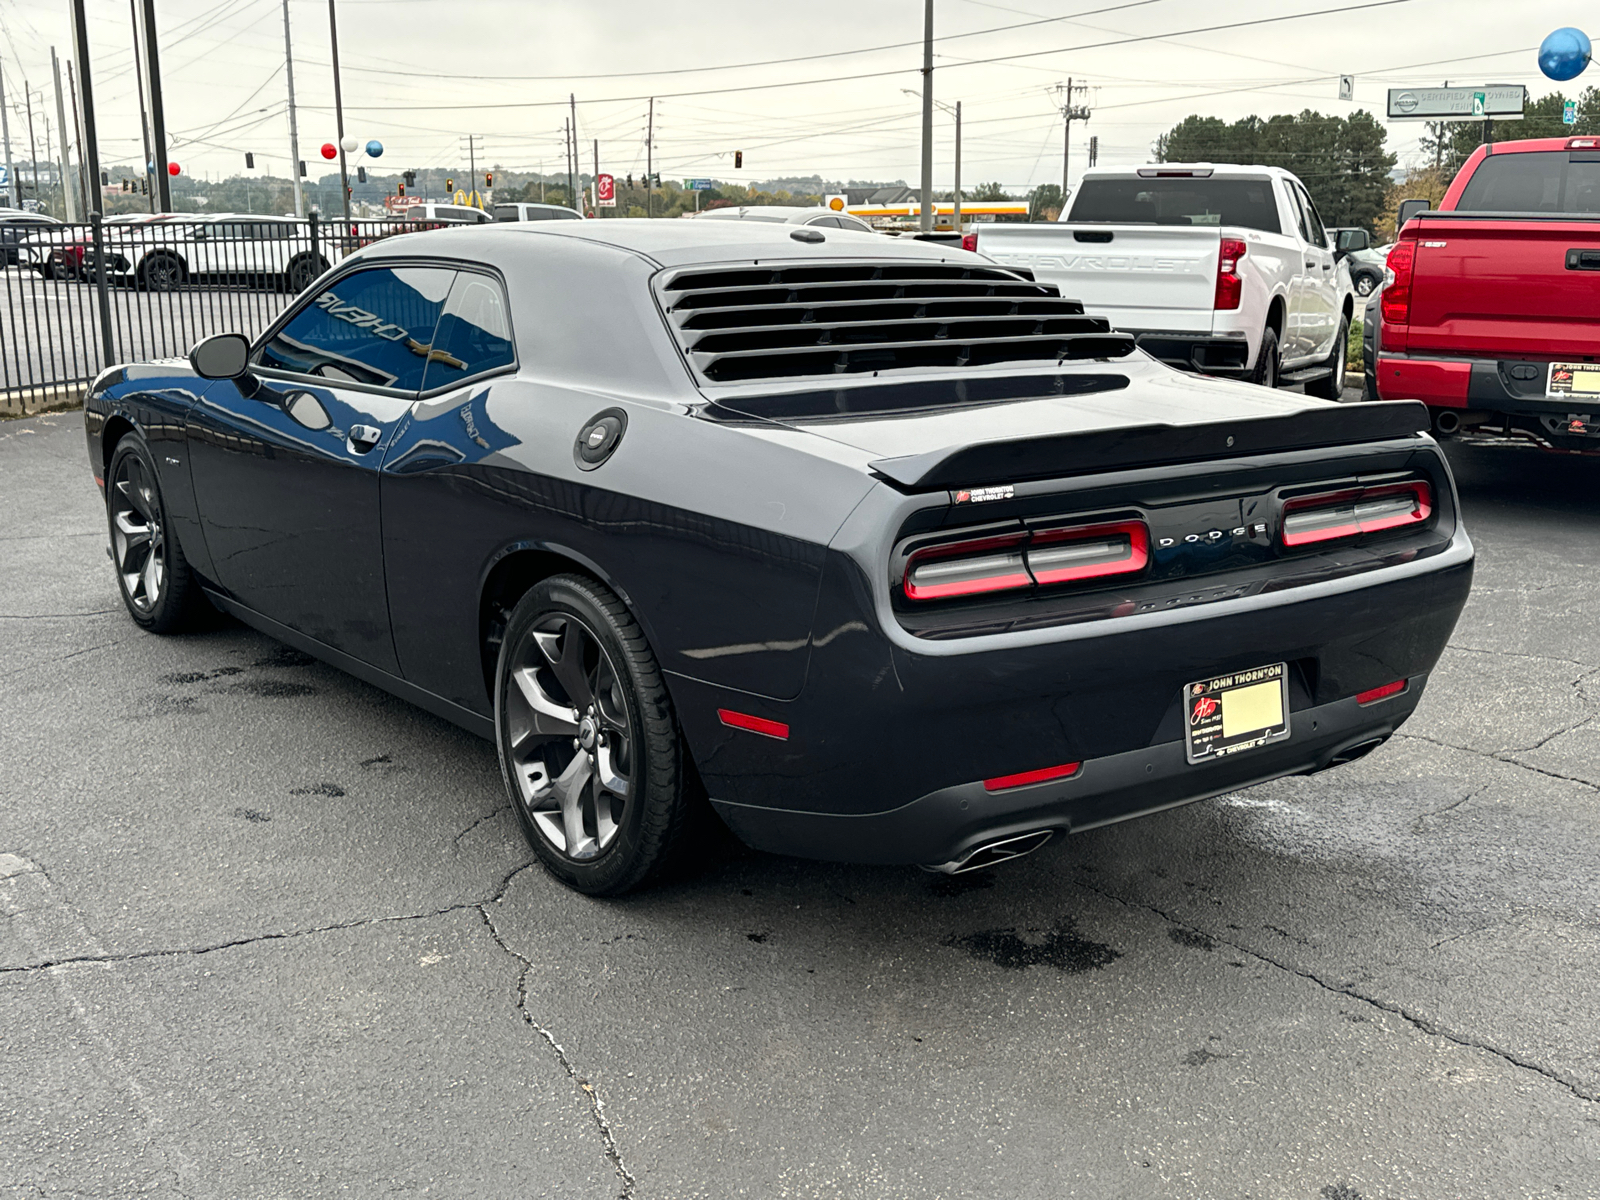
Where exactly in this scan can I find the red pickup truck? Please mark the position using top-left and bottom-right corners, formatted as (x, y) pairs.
(1374, 135), (1600, 448)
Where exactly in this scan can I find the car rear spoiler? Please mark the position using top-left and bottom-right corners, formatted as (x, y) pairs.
(868, 400), (1431, 491)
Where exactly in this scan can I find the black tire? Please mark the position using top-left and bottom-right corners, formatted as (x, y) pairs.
(495, 574), (695, 896)
(138, 253), (185, 292)
(1306, 319), (1349, 400)
(282, 254), (327, 294)
(1251, 324), (1281, 389)
(105, 434), (203, 633)
(1353, 270), (1378, 297)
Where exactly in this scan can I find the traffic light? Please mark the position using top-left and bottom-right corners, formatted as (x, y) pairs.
(446, 177), (454, 192)
(404, 170), (416, 187)
(99, 170), (109, 186)
(626, 174), (633, 188)
(298, 161), (306, 177)
(484, 171), (493, 187)
(397, 182), (406, 196)
(245, 152), (254, 169)
(121, 177), (129, 193)
(357, 166), (367, 183)
(734, 150), (743, 169)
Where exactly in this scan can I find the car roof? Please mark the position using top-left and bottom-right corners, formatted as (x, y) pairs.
(354, 214), (971, 270)
(696, 205), (818, 222)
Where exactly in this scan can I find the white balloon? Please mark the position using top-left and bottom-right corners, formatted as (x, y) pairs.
(340, 136), (359, 153)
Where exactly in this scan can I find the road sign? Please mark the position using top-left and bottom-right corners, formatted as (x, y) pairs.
(684, 178), (713, 191)
(1387, 85), (1526, 120)
(597, 172), (615, 207)
(1566, 102), (1579, 125)
(1338, 75), (1354, 101)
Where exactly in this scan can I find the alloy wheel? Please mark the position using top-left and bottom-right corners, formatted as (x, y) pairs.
(502, 613), (635, 861)
(110, 453), (164, 613)
(144, 256), (181, 291)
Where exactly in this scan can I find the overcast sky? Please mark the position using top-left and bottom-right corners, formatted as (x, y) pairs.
(0, 0), (1581, 189)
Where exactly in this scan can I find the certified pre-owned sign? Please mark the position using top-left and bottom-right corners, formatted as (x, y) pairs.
(1387, 85), (1527, 121)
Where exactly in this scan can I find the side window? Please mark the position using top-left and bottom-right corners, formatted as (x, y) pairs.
(493, 205), (520, 222)
(1298, 186), (1328, 247)
(1283, 183), (1310, 240)
(256, 266), (456, 392)
(420, 272), (516, 392)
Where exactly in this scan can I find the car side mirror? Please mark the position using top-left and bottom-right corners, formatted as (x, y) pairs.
(189, 332), (251, 380)
(1397, 199), (1430, 231)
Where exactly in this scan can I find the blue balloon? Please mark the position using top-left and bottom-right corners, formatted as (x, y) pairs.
(1540, 27), (1591, 82)
(146, 161), (155, 173)
(365, 140), (384, 158)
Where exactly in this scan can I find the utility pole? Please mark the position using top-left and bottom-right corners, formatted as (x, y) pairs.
(1058, 77), (1090, 201)
(67, 61), (88, 217)
(0, 63), (17, 208)
(129, 0), (154, 212)
(24, 84), (39, 207)
(42, 115), (54, 215)
(646, 97), (653, 217)
(133, 0), (172, 210)
(1088, 134), (1098, 167)
(569, 94), (577, 206)
(918, 0), (933, 233)
(592, 137), (598, 216)
(953, 99), (961, 230)
(327, 0), (350, 226)
(283, 0), (304, 217)
(51, 50), (77, 221)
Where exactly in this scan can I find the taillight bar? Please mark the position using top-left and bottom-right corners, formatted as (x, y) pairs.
(1281, 481), (1432, 548)
(1380, 239), (1415, 326)
(904, 520), (1148, 601)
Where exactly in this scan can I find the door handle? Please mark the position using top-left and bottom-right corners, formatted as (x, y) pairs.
(1305, 259), (1317, 268)
(348, 424), (382, 452)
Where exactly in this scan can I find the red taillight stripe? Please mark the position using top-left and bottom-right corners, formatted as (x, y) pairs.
(718, 709), (790, 740)
(983, 762), (1080, 792)
(1355, 679), (1407, 705)
(1028, 520), (1149, 585)
(903, 520), (1150, 602)
(1281, 481), (1432, 548)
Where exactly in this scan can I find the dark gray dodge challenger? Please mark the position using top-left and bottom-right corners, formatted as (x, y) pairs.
(83, 220), (1473, 894)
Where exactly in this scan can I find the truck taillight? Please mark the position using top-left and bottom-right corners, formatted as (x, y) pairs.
(1380, 240), (1416, 326)
(1281, 481), (1432, 548)
(1214, 237), (1246, 310)
(903, 520), (1149, 601)
(960, 232), (978, 252)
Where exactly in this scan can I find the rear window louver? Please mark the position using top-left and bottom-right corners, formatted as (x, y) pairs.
(659, 262), (1136, 383)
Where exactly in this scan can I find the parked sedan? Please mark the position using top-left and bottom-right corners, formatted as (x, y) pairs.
(695, 204), (877, 234)
(83, 220), (1473, 895)
(0, 208), (60, 266)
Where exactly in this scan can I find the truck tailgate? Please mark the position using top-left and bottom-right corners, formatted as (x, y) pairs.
(1408, 215), (1600, 359)
(978, 225), (1220, 332)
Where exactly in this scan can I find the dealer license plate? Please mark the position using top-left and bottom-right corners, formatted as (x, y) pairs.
(1185, 662), (1291, 764)
(1547, 361), (1600, 398)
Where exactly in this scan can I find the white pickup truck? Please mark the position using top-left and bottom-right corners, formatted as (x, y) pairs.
(966, 163), (1355, 397)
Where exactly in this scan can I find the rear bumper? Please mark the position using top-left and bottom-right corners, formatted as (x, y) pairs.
(1379, 352), (1578, 413)
(676, 532), (1474, 867)
(1129, 330), (1252, 378)
(712, 680), (1427, 866)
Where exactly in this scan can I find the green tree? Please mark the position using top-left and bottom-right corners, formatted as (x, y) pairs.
(1153, 109), (1397, 233)
(970, 181), (1010, 201)
(1027, 182), (1063, 220)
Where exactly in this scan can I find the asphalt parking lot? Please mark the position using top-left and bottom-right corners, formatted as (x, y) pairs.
(4, 409), (1599, 1199)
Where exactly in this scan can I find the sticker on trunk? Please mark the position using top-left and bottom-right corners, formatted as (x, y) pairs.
(1185, 662), (1291, 764)
(1547, 362), (1600, 397)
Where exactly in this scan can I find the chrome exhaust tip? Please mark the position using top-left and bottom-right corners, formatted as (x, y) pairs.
(922, 829), (1054, 875)
(1433, 409), (1461, 436)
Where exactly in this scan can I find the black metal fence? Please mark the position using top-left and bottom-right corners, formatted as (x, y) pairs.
(0, 214), (448, 413)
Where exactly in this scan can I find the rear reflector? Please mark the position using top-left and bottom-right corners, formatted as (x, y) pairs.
(1281, 481), (1432, 548)
(718, 709), (790, 740)
(1355, 679), (1407, 705)
(984, 761), (1081, 792)
(904, 520), (1149, 601)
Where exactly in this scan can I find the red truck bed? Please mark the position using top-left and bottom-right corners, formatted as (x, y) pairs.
(1376, 136), (1600, 447)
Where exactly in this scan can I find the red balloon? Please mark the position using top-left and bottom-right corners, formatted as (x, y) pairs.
(320, 143), (337, 160)
(167, 162), (180, 176)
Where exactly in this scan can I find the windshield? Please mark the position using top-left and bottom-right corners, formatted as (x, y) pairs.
(1455, 151), (1600, 213)
(1068, 177), (1282, 233)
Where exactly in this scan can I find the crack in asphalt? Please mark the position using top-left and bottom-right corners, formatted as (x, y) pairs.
(476, 889), (636, 1199)
(451, 804), (512, 849)
(1073, 876), (1600, 1106)
(1445, 643), (1598, 670)
(1395, 731), (1600, 793)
